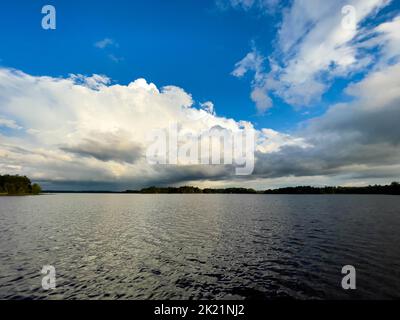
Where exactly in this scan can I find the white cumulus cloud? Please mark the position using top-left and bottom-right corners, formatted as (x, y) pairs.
(233, 0), (397, 109)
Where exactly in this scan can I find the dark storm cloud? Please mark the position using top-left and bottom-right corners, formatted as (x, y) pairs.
(252, 74), (400, 181)
(61, 137), (143, 164)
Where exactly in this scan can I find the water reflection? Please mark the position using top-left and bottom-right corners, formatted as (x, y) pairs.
(0, 194), (399, 299)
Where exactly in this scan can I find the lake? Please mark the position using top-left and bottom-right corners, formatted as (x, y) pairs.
(0, 194), (399, 299)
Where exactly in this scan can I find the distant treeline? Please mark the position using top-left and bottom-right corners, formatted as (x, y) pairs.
(263, 182), (400, 195)
(42, 182), (400, 195)
(0, 175), (42, 195)
(123, 183), (400, 195)
(127, 186), (258, 194)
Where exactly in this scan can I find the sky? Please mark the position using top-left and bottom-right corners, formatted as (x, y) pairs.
(0, 0), (399, 190)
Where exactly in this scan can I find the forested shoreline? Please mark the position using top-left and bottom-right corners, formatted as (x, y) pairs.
(0, 175), (42, 195)
(50, 183), (400, 195)
(2, 174), (399, 195)
(126, 183), (400, 194)
(263, 182), (400, 195)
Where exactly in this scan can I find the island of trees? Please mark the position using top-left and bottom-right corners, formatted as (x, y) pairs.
(0, 175), (42, 195)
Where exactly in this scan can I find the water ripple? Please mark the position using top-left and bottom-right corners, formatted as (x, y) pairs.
(0, 194), (400, 299)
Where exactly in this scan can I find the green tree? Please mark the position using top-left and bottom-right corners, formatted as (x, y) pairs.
(32, 183), (42, 195)
(0, 175), (42, 195)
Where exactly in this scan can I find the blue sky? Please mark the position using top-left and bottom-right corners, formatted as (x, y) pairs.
(0, 0), (324, 132)
(1, 0), (398, 131)
(0, 0), (400, 189)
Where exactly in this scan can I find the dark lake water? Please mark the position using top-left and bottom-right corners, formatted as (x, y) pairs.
(0, 194), (399, 299)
